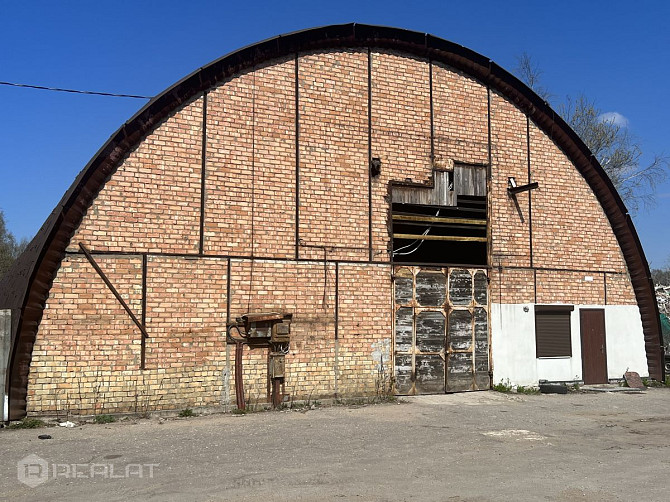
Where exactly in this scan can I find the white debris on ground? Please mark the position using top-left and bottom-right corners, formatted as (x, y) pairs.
(483, 429), (547, 441)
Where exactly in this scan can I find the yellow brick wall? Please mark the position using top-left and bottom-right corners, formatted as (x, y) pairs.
(29, 49), (640, 415)
(298, 50), (369, 262)
(68, 99), (203, 254)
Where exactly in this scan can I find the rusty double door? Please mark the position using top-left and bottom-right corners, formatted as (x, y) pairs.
(393, 266), (490, 394)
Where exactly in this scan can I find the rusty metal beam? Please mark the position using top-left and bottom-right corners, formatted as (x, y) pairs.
(79, 243), (149, 341)
(392, 214), (486, 225)
(393, 234), (487, 242)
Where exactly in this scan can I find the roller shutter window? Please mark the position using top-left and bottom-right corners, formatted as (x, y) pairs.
(535, 305), (574, 358)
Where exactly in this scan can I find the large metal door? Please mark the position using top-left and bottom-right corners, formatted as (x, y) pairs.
(393, 267), (490, 394)
(580, 309), (608, 384)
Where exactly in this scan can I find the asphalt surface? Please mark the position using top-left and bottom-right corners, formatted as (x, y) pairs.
(1, 388), (669, 501)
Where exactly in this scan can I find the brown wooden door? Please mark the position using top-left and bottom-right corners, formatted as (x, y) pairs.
(580, 309), (608, 384)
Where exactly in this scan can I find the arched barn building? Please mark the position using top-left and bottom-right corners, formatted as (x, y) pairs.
(1, 25), (663, 420)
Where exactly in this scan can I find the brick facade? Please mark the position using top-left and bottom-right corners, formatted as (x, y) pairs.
(27, 48), (639, 415)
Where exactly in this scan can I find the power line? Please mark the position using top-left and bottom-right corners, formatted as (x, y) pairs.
(0, 81), (152, 99)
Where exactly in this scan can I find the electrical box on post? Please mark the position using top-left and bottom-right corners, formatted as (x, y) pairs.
(233, 312), (292, 408)
(237, 312), (292, 345)
(269, 353), (285, 379)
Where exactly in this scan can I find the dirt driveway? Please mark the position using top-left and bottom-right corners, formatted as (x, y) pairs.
(2, 388), (669, 501)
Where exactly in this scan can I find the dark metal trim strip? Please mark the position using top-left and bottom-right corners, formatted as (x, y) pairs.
(199, 92), (208, 255)
(79, 243), (149, 341)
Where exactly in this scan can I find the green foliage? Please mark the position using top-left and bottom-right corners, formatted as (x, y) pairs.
(94, 414), (116, 424)
(493, 379), (513, 393)
(8, 417), (46, 429)
(0, 210), (28, 278)
(178, 408), (194, 417)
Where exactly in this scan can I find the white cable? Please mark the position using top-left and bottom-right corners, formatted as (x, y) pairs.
(392, 209), (440, 256)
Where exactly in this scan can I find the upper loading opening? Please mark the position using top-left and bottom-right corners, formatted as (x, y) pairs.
(391, 165), (487, 266)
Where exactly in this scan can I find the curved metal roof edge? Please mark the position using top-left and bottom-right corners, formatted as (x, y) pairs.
(2, 23), (662, 419)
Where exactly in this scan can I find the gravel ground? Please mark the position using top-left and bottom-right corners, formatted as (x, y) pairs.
(1, 388), (669, 501)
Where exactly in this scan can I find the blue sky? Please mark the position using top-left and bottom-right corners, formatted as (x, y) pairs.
(1, 1), (669, 267)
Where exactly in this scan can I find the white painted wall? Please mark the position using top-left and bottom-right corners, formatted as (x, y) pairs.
(490, 303), (647, 386)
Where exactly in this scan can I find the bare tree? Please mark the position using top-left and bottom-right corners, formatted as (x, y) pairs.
(0, 210), (28, 278)
(514, 54), (668, 213)
(560, 96), (668, 212)
(514, 52), (551, 102)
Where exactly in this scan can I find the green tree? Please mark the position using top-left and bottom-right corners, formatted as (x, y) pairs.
(514, 53), (668, 213)
(0, 210), (28, 278)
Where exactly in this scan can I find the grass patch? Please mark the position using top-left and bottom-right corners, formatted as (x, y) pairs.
(493, 379), (513, 393)
(178, 408), (194, 418)
(94, 414), (116, 424)
(232, 408), (250, 415)
(8, 418), (46, 429)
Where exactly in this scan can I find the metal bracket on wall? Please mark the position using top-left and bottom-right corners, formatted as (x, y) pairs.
(507, 177), (539, 196)
(79, 242), (149, 341)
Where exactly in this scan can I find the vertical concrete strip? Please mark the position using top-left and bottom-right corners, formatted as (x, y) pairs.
(1, 309), (10, 422)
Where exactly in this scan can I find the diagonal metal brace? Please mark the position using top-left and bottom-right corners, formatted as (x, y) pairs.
(79, 242), (148, 340)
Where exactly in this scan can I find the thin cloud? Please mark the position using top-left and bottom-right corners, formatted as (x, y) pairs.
(598, 111), (629, 128)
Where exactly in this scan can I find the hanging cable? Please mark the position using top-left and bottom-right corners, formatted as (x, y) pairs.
(0, 81), (152, 99)
(392, 209), (441, 256)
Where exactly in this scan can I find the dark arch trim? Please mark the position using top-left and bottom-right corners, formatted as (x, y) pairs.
(1, 23), (662, 420)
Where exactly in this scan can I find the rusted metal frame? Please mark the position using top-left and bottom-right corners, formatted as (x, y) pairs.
(469, 271), (477, 390)
(501, 264), (622, 275)
(227, 322), (246, 410)
(429, 59), (434, 164)
(235, 339), (245, 410)
(335, 262), (339, 340)
(78, 243), (149, 342)
(65, 248), (391, 266)
(298, 240), (371, 252)
(225, 259), (232, 407)
(392, 214), (486, 225)
(367, 48), (373, 262)
(199, 91), (208, 255)
(399, 222), (486, 232)
(411, 267), (417, 395)
(141, 254), (147, 370)
(393, 234), (487, 242)
(486, 87), (493, 270)
(334, 261), (340, 398)
(485, 89), (495, 389)
(226, 259), (232, 323)
(526, 116), (534, 269)
(396, 259), (492, 269)
(294, 52), (301, 261)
